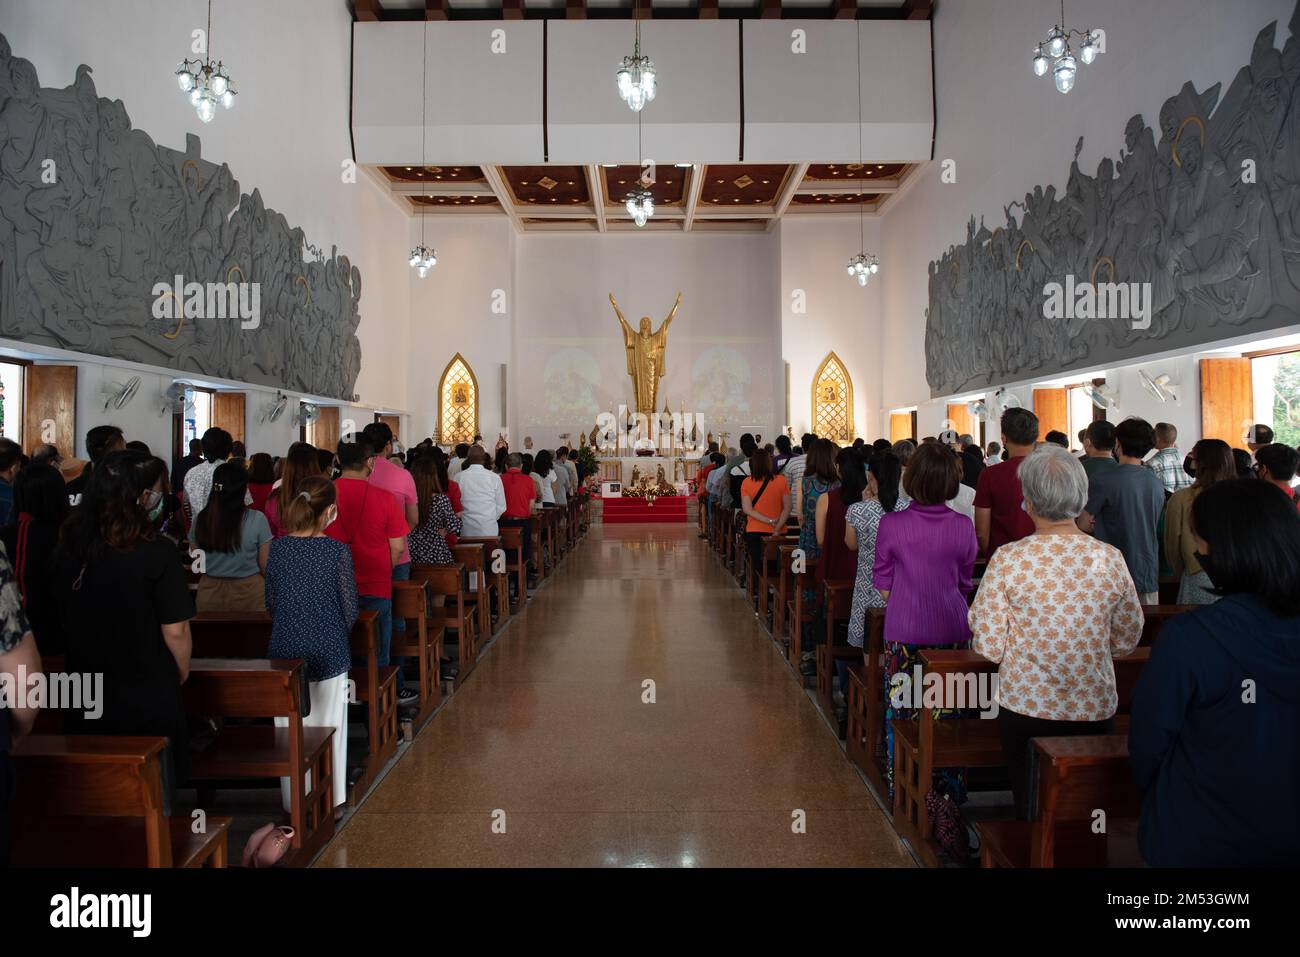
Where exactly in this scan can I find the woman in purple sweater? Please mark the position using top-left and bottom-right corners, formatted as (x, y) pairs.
(873, 442), (978, 802)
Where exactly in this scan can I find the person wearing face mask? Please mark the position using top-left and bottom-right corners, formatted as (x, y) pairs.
(1129, 479), (1300, 867)
(193, 462), (272, 612)
(264, 475), (356, 817)
(53, 450), (195, 791)
(326, 438), (413, 708)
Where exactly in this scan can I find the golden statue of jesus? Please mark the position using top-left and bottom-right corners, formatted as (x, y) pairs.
(609, 291), (681, 414)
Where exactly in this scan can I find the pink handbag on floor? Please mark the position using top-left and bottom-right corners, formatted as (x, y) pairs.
(242, 824), (296, 867)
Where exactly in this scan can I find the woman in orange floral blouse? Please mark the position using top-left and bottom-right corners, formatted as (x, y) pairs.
(969, 444), (1143, 819)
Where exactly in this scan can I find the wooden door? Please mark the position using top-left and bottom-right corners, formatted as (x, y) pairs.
(945, 403), (974, 439)
(1033, 388), (1069, 443)
(889, 413), (912, 443)
(1200, 358), (1252, 447)
(22, 365), (76, 456)
(379, 414), (400, 442)
(313, 407), (340, 452)
(212, 392), (246, 445)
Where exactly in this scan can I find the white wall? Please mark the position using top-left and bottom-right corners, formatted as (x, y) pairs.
(512, 230), (783, 450)
(0, 0), (412, 460)
(881, 0), (1299, 442)
(779, 215), (883, 439)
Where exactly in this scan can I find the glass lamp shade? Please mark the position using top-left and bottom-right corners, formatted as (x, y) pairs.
(1032, 48), (1049, 76)
(409, 251), (421, 267)
(210, 71), (229, 97)
(422, 253), (437, 269)
(870, 260), (880, 274)
(176, 63), (196, 92)
(221, 86), (236, 109)
(1046, 27), (1066, 57)
(617, 64), (633, 98)
(1054, 54), (1077, 94)
(416, 265), (429, 279)
(1079, 33), (1099, 64)
(856, 272), (869, 287)
(196, 95), (217, 123)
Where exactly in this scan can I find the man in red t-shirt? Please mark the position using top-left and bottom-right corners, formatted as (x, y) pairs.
(498, 452), (538, 588)
(328, 439), (410, 698)
(973, 407), (1039, 556)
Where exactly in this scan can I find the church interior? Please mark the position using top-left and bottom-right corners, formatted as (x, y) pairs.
(1, 0), (1298, 905)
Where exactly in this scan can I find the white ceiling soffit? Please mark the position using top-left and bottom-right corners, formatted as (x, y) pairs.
(351, 19), (932, 165)
(742, 19), (933, 163)
(352, 21), (546, 165)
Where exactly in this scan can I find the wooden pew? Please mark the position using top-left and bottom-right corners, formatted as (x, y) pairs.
(1157, 574), (1180, 606)
(189, 610), (399, 803)
(392, 580), (443, 735)
(814, 579), (859, 736)
(411, 561), (479, 687)
(454, 540), (500, 643)
(11, 734), (231, 868)
(1139, 604), (1196, 646)
(845, 609), (887, 793)
(893, 647), (1151, 866)
(976, 735), (1142, 867)
(784, 567), (817, 666)
(184, 658), (334, 864)
(759, 535), (797, 631)
(498, 523), (529, 611)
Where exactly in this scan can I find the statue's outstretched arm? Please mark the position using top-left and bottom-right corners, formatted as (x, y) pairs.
(609, 293), (629, 328)
(662, 292), (682, 329)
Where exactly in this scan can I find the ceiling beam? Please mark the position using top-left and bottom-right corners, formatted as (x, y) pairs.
(902, 0), (934, 20)
(760, 0), (782, 19)
(698, 0), (719, 19)
(795, 176), (902, 195)
(566, 0), (587, 19)
(354, 0), (383, 22)
(482, 165), (526, 234)
(769, 161), (809, 230)
(424, 0), (448, 20)
(833, 0), (857, 20)
(586, 165), (608, 232)
(502, 0), (524, 21)
(683, 164), (706, 232)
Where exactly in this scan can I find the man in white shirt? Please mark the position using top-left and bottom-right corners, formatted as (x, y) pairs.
(557, 447), (579, 497)
(184, 427), (237, 519)
(452, 445), (506, 537)
(447, 442), (470, 480)
(551, 450), (571, 506)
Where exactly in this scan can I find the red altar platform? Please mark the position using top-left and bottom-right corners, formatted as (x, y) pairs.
(601, 495), (689, 524)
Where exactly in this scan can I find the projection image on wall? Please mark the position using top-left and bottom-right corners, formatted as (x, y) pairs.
(542, 347), (602, 424)
(691, 347), (753, 426)
(925, 3), (1300, 398)
(0, 34), (362, 401)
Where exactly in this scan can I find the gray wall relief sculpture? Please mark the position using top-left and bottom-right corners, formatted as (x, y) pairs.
(925, 3), (1300, 398)
(0, 34), (362, 401)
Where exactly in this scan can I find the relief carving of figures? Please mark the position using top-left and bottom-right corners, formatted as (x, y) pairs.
(0, 35), (362, 400)
(924, 3), (1300, 397)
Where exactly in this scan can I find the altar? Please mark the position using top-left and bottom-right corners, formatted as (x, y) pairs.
(600, 456), (696, 490)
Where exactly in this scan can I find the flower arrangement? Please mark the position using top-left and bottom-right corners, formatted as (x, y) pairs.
(622, 473), (677, 506)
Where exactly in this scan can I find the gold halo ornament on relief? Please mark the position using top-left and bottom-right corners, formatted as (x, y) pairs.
(1091, 256), (1116, 286)
(1172, 116), (1206, 169)
(1015, 239), (1036, 272)
(181, 159), (204, 193)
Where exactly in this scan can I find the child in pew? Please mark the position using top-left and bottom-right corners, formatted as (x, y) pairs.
(264, 477), (357, 817)
(193, 462), (272, 613)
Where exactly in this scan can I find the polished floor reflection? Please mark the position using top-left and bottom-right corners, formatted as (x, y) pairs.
(315, 524), (913, 868)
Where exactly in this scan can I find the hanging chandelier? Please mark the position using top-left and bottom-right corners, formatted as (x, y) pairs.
(846, 19), (879, 288)
(410, 20), (437, 276)
(174, 0), (237, 123)
(616, 2), (657, 111)
(1032, 0), (1101, 94)
(625, 188), (655, 228)
(846, 253), (879, 287)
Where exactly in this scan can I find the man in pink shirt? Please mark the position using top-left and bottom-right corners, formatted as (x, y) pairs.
(363, 423), (418, 705)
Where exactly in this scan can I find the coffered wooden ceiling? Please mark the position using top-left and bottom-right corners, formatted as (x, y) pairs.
(377, 162), (916, 231)
(354, 0), (932, 22)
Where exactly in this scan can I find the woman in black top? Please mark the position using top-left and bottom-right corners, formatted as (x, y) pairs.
(53, 450), (195, 784)
(0, 464), (68, 653)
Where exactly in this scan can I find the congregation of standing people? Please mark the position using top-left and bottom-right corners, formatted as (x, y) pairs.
(0, 422), (591, 864)
(700, 413), (1300, 867)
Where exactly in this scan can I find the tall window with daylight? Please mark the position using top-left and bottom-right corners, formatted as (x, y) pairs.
(1252, 350), (1300, 447)
(811, 352), (854, 443)
(0, 361), (24, 448)
(438, 353), (479, 446)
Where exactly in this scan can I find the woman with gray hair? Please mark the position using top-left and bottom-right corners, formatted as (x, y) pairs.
(968, 443), (1144, 819)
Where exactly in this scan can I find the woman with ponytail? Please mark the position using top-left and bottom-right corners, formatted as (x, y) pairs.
(263, 476), (355, 816)
(193, 461), (271, 612)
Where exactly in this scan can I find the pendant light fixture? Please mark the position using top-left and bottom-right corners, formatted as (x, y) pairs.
(625, 94), (655, 227)
(616, 0), (657, 112)
(1032, 0), (1101, 94)
(410, 19), (437, 277)
(846, 17), (879, 287)
(174, 0), (237, 123)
